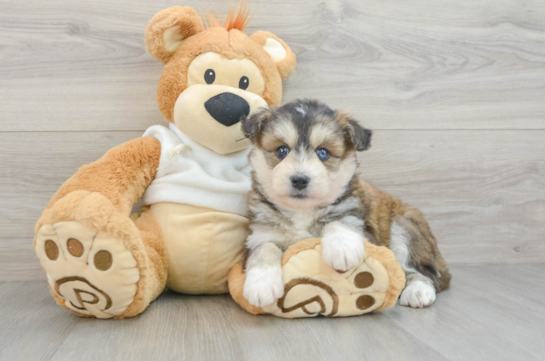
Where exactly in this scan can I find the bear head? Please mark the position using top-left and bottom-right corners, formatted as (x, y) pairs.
(145, 5), (296, 155)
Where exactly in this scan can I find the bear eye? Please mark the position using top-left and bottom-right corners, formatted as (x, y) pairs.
(276, 146), (290, 160)
(316, 148), (330, 161)
(239, 76), (249, 90)
(204, 69), (215, 84)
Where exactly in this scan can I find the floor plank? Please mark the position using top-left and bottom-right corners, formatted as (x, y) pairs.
(384, 263), (545, 361)
(0, 264), (544, 361)
(227, 307), (447, 361)
(1, 0), (545, 131)
(0, 281), (79, 361)
(50, 295), (247, 361)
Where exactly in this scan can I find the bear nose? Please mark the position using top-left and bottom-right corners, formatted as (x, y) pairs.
(291, 176), (310, 190)
(204, 92), (250, 127)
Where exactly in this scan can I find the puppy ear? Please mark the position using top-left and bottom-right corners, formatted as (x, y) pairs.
(250, 31), (296, 79)
(336, 111), (372, 151)
(241, 107), (273, 141)
(145, 6), (204, 63)
(347, 119), (372, 151)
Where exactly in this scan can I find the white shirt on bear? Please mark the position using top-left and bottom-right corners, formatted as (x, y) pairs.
(142, 123), (252, 216)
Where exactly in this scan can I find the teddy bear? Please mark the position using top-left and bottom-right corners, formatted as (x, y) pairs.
(34, 4), (404, 319)
(33, 5), (296, 319)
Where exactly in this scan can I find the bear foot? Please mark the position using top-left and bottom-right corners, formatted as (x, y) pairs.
(36, 221), (139, 318)
(34, 191), (149, 319)
(229, 239), (406, 318)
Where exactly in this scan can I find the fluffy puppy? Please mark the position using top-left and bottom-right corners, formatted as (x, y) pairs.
(241, 99), (451, 309)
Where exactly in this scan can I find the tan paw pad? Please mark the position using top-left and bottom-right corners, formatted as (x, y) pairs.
(35, 221), (139, 318)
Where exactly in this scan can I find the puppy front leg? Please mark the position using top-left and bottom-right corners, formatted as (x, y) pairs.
(243, 242), (284, 308)
(322, 216), (365, 272)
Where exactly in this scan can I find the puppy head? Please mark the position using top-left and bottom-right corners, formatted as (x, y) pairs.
(242, 99), (372, 210)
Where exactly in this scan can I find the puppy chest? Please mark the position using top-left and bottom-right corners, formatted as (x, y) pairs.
(281, 214), (323, 245)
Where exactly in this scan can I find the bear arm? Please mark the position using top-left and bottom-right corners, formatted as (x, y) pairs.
(46, 137), (162, 216)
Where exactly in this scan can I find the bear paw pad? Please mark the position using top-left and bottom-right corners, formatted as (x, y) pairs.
(35, 221), (139, 318)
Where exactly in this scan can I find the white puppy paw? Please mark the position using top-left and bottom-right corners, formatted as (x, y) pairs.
(322, 230), (365, 272)
(399, 280), (437, 308)
(243, 266), (284, 308)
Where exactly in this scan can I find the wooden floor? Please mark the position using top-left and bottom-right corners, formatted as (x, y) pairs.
(1, 263), (544, 361)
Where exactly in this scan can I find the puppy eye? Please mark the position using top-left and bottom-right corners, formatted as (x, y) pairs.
(204, 69), (215, 84)
(239, 76), (249, 90)
(316, 148), (330, 161)
(276, 146), (290, 160)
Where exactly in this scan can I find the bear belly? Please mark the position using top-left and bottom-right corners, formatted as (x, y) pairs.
(150, 202), (249, 294)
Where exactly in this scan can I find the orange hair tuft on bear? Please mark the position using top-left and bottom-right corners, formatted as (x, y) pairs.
(204, 2), (254, 31)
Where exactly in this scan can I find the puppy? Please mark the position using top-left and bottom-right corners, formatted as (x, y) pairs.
(240, 99), (451, 309)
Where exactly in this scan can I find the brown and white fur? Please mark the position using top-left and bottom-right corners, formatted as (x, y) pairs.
(240, 99), (451, 309)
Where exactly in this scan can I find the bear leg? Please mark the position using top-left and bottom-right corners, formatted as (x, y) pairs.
(35, 191), (167, 319)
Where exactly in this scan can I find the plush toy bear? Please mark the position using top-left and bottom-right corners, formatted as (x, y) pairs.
(34, 5), (404, 319)
(34, 5), (296, 319)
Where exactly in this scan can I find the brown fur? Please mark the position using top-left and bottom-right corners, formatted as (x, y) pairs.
(145, 6), (204, 64)
(47, 137), (161, 216)
(392, 210), (451, 292)
(356, 181), (407, 247)
(354, 180), (450, 293)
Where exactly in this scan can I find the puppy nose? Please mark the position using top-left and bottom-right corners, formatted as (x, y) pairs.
(291, 176), (310, 190)
(204, 92), (250, 127)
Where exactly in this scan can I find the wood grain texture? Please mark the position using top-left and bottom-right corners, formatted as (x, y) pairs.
(0, 264), (544, 361)
(1, 0), (545, 131)
(384, 263), (545, 360)
(1, 130), (544, 280)
(0, 281), (79, 361)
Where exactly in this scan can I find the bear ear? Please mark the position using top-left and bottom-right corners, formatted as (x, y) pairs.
(250, 31), (296, 79)
(145, 6), (204, 63)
